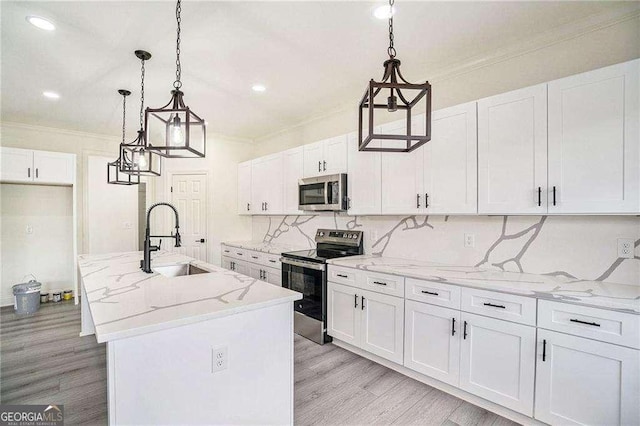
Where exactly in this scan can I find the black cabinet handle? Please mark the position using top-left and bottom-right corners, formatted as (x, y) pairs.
(252, 255), (258, 259)
(416, 193), (421, 208)
(483, 302), (506, 309)
(318, 161), (322, 172)
(323, 160), (327, 171)
(247, 203), (250, 211)
(570, 318), (601, 327)
(425, 193), (429, 208)
(537, 187), (542, 207)
(463, 321), (468, 340)
(36, 168), (39, 178)
(542, 339), (547, 362)
(269, 259), (276, 263)
(361, 296), (365, 310)
(354, 294), (358, 308)
(421, 290), (439, 296)
(196, 239), (206, 243)
(337, 274), (348, 278)
(451, 318), (456, 336)
(552, 186), (557, 206)
(265, 202), (268, 211)
(237, 252), (243, 256)
(347, 197), (351, 210)
(373, 281), (387, 286)
(27, 167), (31, 178)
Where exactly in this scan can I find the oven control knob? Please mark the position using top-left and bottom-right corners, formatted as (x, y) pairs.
(318, 231), (324, 237)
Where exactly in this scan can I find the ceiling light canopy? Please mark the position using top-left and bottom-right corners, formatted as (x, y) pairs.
(358, 0), (432, 153)
(26, 15), (55, 31)
(373, 5), (395, 20)
(145, 0), (206, 159)
(108, 89), (140, 186)
(252, 84), (266, 93)
(42, 91), (60, 99)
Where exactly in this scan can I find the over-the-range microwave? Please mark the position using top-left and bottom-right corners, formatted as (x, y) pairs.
(298, 173), (347, 211)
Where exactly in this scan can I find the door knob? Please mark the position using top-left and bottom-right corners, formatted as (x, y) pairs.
(196, 238), (206, 243)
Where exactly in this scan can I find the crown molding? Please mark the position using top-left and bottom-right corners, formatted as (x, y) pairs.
(254, 4), (640, 144)
(0, 121), (120, 143)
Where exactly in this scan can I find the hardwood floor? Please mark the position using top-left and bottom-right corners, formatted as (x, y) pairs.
(1, 302), (518, 426)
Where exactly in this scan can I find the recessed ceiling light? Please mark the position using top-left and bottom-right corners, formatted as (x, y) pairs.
(252, 84), (266, 93)
(26, 16), (56, 31)
(42, 91), (60, 99)
(373, 5), (395, 20)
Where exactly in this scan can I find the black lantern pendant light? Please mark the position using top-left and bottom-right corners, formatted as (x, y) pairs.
(145, 0), (206, 158)
(108, 90), (140, 185)
(120, 50), (162, 177)
(358, 0), (432, 152)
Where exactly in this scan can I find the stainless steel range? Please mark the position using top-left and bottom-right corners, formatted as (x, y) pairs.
(280, 229), (363, 344)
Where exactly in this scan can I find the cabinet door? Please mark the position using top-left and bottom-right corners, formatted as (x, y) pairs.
(233, 259), (250, 276)
(0, 147), (33, 182)
(424, 103), (477, 214)
(404, 301), (461, 386)
(263, 266), (282, 286)
(327, 282), (360, 346)
(535, 329), (640, 426)
(323, 134), (347, 175)
(548, 60), (639, 214)
(459, 312), (536, 416)
(381, 119), (424, 215)
(251, 157), (267, 216)
(248, 263), (263, 280)
(347, 132), (381, 215)
(360, 289), (404, 364)
(251, 153), (283, 215)
(237, 161), (252, 215)
(33, 151), (74, 184)
(282, 147), (304, 214)
(221, 256), (233, 270)
(478, 84), (547, 214)
(303, 141), (324, 177)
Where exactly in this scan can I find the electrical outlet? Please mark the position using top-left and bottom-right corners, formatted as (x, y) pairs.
(464, 233), (475, 248)
(123, 222), (133, 230)
(212, 346), (228, 373)
(617, 238), (634, 259)
(369, 230), (379, 243)
(25, 225), (33, 234)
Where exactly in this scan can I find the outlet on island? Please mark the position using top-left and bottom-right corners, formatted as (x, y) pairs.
(212, 346), (228, 373)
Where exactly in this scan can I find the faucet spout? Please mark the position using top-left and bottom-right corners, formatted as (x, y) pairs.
(141, 202), (182, 273)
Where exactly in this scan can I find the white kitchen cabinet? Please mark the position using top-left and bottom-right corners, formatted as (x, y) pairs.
(303, 135), (347, 177)
(327, 282), (360, 346)
(360, 289), (404, 364)
(249, 263), (282, 286)
(237, 160), (252, 215)
(380, 119), (425, 215)
(32, 150), (74, 185)
(459, 312), (536, 416)
(404, 301), (461, 386)
(222, 256), (249, 275)
(282, 147), (304, 215)
(424, 102), (477, 214)
(535, 329), (640, 426)
(547, 60), (639, 214)
(251, 153), (283, 215)
(347, 131), (381, 215)
(478, 84), (548, 214)
(0, 147), (33, 182)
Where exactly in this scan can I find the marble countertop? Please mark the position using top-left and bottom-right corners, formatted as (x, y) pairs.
(328, 255), (640, 315)
(78, 251), (302, 343)
(222, 240), (306, 255)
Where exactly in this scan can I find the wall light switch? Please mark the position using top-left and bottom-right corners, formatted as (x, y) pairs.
(464, 233), (475, 248)
(617, 238), (634, 259)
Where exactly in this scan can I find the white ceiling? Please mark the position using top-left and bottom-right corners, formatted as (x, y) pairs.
(1, 1), (635, 141)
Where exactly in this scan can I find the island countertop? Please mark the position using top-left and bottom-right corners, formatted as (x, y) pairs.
(78, 251), (302, 343)
(327, 255), (640, 315)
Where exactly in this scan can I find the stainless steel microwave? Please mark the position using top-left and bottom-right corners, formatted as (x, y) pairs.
(298, 173), (347, 211)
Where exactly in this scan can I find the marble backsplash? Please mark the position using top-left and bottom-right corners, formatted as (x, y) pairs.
(252, 214), (640, 286)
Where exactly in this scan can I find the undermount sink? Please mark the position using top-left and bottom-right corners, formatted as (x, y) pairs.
(153, 263), (211, 278)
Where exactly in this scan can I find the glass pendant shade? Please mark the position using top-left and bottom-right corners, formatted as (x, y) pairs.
(145, 90), (206, 158)
(119, 130), (162, 177)
(107, 89), (140, 185)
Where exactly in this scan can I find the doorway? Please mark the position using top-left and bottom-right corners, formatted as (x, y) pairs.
(170, 173), (208, 261)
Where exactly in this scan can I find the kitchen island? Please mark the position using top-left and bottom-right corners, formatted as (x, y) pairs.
(78, 250), (302, 425)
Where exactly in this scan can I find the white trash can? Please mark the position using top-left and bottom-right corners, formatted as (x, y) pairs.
(12, 279), (42, 315)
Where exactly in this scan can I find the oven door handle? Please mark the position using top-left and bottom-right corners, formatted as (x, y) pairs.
(324, 182), (329, 206)
(280, 257), (326, 271)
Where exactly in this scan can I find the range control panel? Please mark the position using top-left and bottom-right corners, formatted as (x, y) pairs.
(315, 229), (363, 245)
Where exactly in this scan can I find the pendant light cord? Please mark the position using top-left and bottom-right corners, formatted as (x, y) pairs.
(139, 57), (146, 130)
(121, 93), (127, 144)
(174, 0), (182, 89)
(387, 0), (396, 59)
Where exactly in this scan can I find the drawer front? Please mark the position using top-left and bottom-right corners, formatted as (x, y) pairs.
(328, 266), (357, 287)
(229, 247), (247, 261)
(247, 250), (263, 264)
(263, 253), (282, 270)
(357, 271), (405, 298)
(221, 245), (233, 258)
(461, 288), (536, 326)
(406, 278), (461, 309)
(538, 300), (640, 349)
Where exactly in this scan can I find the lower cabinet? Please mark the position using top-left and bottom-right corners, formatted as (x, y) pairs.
(249, 264), (282, 286)
(459, 312), (536, 416)
(222, 257), (250, 275)
(404, 301), (460, 386)
(327, 282), (404, 364)
(535, 329), (640, 426)
(221, 246), (282, 286)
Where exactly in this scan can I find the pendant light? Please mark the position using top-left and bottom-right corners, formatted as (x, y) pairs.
(108, 90), (140, 185)
(358, 0), (431, 152)
(120, 50), (162, 177)
(145, 0), (206, 158)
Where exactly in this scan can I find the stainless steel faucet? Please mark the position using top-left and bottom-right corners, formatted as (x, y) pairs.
(141, 202), (182, 273)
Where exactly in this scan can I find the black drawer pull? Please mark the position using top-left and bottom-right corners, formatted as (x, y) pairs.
(337, 274), (349, 278)
(552, 186), (557, 206)
(483, 302), (506, 309)
(269, 259), (277, 263)
(451, 318), (456, 336)
(537, 186), (542, 207)
(421, 290), (439, 296)
(542, 339), (547, 361)
(252, 256), (258, 259)
(354, 294), (358, 308)
(463, 321), (468, 340)
(361, 296), (365, 310)
(373, 281), (387, 286)
(570, 318), (601, 327)
(237, 252), (243, 256)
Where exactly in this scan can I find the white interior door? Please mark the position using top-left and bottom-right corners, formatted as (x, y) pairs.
(171, 173), (207, 261)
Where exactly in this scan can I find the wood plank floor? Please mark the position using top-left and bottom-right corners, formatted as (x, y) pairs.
(1, 302), (518, 426)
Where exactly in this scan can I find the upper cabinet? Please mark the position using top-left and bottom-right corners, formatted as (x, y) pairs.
(251, 153), (283, 215)
(547, 60), (639, 214)
(0, 147), (74, 185)
(282, 147), (304, 215)
(303, 135), (347, 177)
(478, 84), (548, 215)
(347, 132), (381, 215)
(237, 160), (252, 215)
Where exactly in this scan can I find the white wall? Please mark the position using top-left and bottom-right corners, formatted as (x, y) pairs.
(1, 184), (73, 305)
